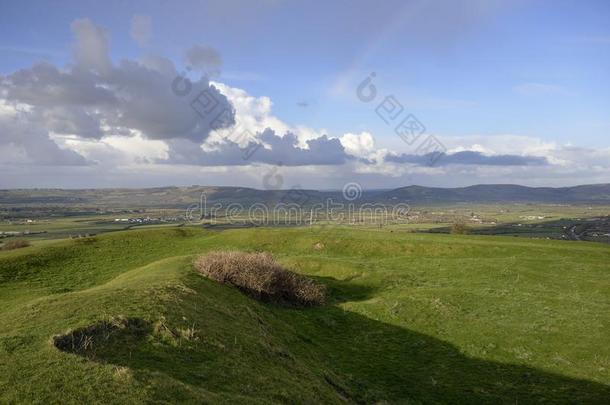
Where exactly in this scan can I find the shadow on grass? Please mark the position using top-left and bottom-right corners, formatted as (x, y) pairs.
(293, 307), (610, 403)
(312, 275), (376, 304)
(55, 276), (610, 403)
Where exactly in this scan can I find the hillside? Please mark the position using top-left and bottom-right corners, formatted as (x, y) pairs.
(1, 183), (609, 210)
(1, 227), (608, 403)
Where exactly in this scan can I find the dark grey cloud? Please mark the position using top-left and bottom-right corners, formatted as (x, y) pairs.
(162, 128), (349, 166)
(106, 59), (233, 141)
(0, 19), (233, 147)
(259, 130), (347, 165)
(2, 62), (116, 107)
(385, 150), (548, 166)
(35, 105), (104, 139)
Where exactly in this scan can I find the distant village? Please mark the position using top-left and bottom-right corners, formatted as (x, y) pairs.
(0, 215), (183, 239)
(112, 216), (182, 224)
(0, 230), (47, 238)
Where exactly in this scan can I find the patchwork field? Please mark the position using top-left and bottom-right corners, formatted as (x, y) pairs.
(0, 227), (608, 403)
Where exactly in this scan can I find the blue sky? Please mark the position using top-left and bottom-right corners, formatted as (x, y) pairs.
(0, 0), (609, 188)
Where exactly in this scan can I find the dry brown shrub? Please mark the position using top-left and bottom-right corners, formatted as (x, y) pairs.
(1, 239), (30, 251)
(194, 251), (326, 307)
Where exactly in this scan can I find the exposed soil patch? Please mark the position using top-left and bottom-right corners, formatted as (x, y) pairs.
(194, 251), (326, 307)
(53, 317), (151, 358)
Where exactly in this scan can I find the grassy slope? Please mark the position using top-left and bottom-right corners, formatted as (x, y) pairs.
(0, 227), (608, 403)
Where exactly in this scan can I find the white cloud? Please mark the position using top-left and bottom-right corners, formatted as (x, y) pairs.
(441, 134), (557, 156)
(209, 81), (326, 148)
(340, 132), (376, 158)
(56, 131), (169, 165)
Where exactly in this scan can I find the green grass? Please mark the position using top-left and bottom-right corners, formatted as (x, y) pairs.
(0, 227), (608, 403)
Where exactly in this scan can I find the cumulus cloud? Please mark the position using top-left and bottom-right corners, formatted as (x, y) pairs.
(0, 18), (234, 155)
(340, 132), (376, 158)
(163, 128), (349, 166)
(208, 81), (327, 149)
(55, 130), (169, 166)
(109, 61), (233, 141)
(0, 18), (607, 188)
(2, 62), (116, 108)
(0, 102), (88, 166)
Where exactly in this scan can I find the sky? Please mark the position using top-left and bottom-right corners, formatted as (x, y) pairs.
(0, 0), (609, 190)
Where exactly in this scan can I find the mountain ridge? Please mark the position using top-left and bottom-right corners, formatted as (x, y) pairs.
(1, 183), (609, 206)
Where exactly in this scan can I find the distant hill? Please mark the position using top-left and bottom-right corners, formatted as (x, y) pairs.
(377, 184), (610, 204)
(1, 183), (609, 208)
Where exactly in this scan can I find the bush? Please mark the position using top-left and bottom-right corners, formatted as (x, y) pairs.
(450, 223), (470, 235)
(1, 239), (31, 251)
(194, 251), (326, 307)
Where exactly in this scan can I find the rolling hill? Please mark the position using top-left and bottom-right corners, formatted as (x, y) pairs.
(0, 227), (608, 403)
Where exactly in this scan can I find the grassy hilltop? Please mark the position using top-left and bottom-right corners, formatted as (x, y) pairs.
(0, 227), (609, 403)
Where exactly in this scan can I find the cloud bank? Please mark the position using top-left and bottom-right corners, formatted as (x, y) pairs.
(0, 17), (608, 189)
